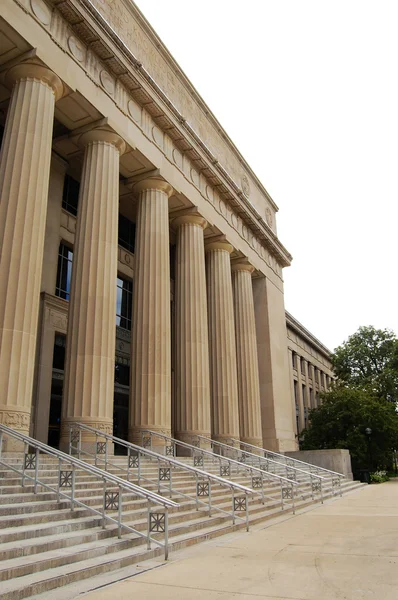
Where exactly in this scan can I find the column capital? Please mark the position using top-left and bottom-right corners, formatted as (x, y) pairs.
(231, 261), (255, 274)
(5, 62), (64, 101)
(205, 240), (234, 254)
(77, 127), (126, 154)
(133, 177), (174, 197)
(172, 214), (207, 230)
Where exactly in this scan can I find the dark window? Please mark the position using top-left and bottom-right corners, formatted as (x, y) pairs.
(291, 352), (296, 368)
(0, 125), (4, 152)
(55, 244), (73, 300)
(118, 214), (136, 253)
(116, 277), (133, 330)
(52, 334), (66, 370)
(169, 244), (176, 280)
(115, 357), (130, 387)
(62, 174), (80, 216)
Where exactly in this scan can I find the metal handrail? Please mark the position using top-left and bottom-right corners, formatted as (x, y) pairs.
(0, 424), (178, 559)
(192, 434), (342, 503)
(141, 429), (298, 513)
(227, 436), (345, 479)
(189, 434), (329, 502)
(69, 423), (253, 530)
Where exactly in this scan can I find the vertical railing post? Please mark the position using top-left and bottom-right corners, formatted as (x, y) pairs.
(95, 433), (98, 467)
(147, 502), (151, 550)
(118, 485), (122, 539)
(138, 452), (141, 486)
(102, 479), (106, 529)
(320, 479), (324, 504)
(78, 428), (81, 460)
(164, 509), (169, 561)
(232, 488), (235, 525)
(169, 466), (172, 498)
(195, 474), (199, 510)
(280, 482), (284, 510)
(208, 479), (212, 517)
(291, 483), (295, 514)
(34, 447), (39, 494)
(22, 442), (28, 488)
(245, 493), (249, 532)
(127, 448), (130, 482)
(57, 458), (61, 503)
(69, 427), (72, 454)
(71, 468), (76, 511)
(105, 437), (108, 471)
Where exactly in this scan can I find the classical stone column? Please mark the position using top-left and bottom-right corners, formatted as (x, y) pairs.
(129, 178), (173, 447)
(205, 241), (240, 443)
(0, 63), (63, 446)
(232, 263), (263, 448)
(60, 128), (125, 452)
(174, 214), (211, 447)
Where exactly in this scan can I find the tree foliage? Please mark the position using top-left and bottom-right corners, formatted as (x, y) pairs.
(332, 325), (398, 403)
(301, 386), (398, 471)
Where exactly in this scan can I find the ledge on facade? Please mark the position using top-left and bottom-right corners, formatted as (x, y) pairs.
(47, 0), (292, 268)
(286, 311), (333, 360)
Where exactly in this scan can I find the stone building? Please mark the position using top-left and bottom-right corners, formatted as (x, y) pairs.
(0, 0), (332, 453)
(286, 312), (334, 437)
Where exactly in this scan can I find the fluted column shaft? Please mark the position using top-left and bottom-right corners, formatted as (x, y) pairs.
(174, 215), (211, 445)
(206, 242), (240, 443)
(0, 63), (62, 443)
(232, 263), (263, 447)
(60, 129), (125, 451)
(129, 179), (173, 445)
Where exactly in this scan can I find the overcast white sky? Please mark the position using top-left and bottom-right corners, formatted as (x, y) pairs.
(134, 0), (398, 351)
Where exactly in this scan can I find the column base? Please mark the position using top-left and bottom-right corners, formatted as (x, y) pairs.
(175, 431), (212, 454)
(128, 426), (172, 451)
(240, 437), (263, 455)
(59, 418), (114, 457)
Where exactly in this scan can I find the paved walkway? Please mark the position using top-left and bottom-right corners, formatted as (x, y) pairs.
(81, 481), (398, 600)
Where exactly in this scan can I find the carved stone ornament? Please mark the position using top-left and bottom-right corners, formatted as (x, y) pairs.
(68, 36), (85, 62)
(265, 207), (273, 227)
(31, 0), (51, 26)
(241, 175), (250, 198)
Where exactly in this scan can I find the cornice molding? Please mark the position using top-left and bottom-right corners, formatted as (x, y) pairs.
(285, 311), (332, 360)
(44, 0), (292, 268)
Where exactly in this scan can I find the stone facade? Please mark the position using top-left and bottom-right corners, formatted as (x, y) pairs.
(286, 312), (334, 439)
(0, 0), (332, 453)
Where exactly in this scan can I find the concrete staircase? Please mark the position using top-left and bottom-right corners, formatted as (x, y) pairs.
(0, 448), (365, 600)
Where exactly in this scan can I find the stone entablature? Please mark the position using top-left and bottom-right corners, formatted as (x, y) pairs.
(20, 0), (292, 278)
(286, 311), (333, 371)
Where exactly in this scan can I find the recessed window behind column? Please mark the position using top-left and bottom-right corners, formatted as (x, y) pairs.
(118, 214), (136, 253)
(62, 174), (80, 216)
(0, 125), (4, 152)
(116, 277), (133, 330)
(55, 244), (73, 300)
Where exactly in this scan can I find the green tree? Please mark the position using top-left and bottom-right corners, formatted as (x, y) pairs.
(333, 325), (398, 403)
(301, 386), (398, 471)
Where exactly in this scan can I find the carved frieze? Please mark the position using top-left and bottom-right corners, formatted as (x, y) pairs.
(24, 0), (288, 278)
(0, 409), (30, 430)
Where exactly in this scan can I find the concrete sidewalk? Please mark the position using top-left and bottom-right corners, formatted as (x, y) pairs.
(80, 481), (398, 600)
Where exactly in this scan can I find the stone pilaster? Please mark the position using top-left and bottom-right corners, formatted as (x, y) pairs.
(60, 128), (125, 451)
(0, 63), (63, 447)
(129, 178), (173, 446)
(205, 241), (240, 443)
(232, 263), (263, 447)
(174, 214), (211, 446)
